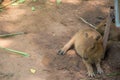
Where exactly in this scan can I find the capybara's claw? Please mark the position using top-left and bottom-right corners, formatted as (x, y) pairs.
(57, 50), (65, 55)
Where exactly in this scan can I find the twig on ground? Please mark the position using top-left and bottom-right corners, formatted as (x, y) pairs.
(79, 17), (96, 29)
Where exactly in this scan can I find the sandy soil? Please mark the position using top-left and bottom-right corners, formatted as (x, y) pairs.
(0, 0), (120, 80)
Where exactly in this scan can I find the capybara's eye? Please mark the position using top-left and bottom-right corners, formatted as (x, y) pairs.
(96, 35), (101, 41)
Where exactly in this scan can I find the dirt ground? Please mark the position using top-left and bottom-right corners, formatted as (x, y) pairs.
(0, 0), (120, 80)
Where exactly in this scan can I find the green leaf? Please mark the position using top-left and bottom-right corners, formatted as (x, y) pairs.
(56, 0), (62, 5)
(18, 0), (25, 3)
(31, 7), (35, 11)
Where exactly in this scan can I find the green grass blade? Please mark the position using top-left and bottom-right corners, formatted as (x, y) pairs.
(106, 72), (120, 77)
(0, 46), (29, 57)
(0, 32), (25, 38)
